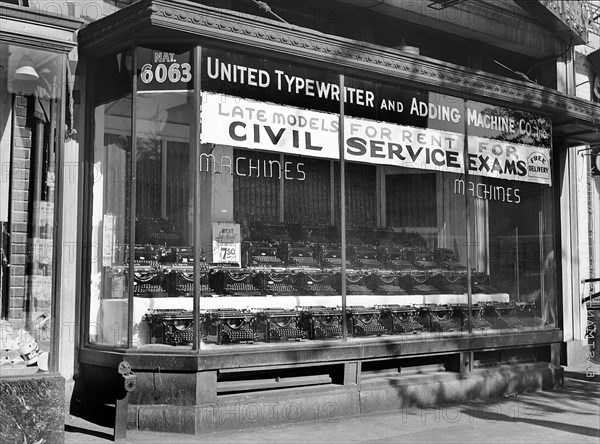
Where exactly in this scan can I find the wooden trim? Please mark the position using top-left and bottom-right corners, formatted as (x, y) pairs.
(78, 0), (600, 127)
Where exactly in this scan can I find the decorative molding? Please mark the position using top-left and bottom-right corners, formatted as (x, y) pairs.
(0, 3), (82, 32)
(0, 4), (81, 53)
(79, 0), (600, 128)
(0, 33), (72, 53)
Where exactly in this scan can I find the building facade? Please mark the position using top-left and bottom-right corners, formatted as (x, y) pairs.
(1, 0), (599, 440)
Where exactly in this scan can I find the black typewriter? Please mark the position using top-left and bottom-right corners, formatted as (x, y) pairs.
(163, 266), (215, 296)
(135, 217), (183, 245)
(440, 271), (468, 294)
(245, 242), (285, 268)
(144, 309), (194, 345)
(175, 247), (196, 265)
(414, 252), (443, 273)
(436, 252), (468, 293)
(261, 271), (298, 295)
(378, 305), (423, 334)
(408, 271), (441, 294)
(370, 271), (407, 295)
(296, 271), (340, 295)
(133, 245), (160, 266)
(454, 303), (492, 330)
(352, 245), (385, 270)
(283, 243), (320, 268)
(491, 301), (538, 328)
(342, 271), (373, 295)
(421, 305), (461, 332)
(346, 306), (387, 337)
(318, 244), (353, 269)
(299, 306), (344, 339)
(219, 268), (262, 296)
(133, 266), (166, 297)
(381, 246), (415, 272)
(253, 308), (305, 342)
(408, 253), (442, 293)
(203, 309), (257, 344)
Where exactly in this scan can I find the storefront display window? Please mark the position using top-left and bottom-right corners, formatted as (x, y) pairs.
(1, 44), (64, 373)
(86, 42), (558, 354)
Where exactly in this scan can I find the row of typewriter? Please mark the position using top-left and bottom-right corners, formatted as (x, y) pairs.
(133, 267), (495, 297)
(243, 242), (465, 271)
(132, 242), (496, 297)
(143, 302), (538, 345)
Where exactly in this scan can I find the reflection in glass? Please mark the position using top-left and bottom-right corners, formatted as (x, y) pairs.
(133, 91), (194, 350)
(88, 49), (132, 347)
(1, 45), (63, 372)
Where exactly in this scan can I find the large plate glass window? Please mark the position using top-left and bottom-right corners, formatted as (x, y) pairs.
(342, 78), (470, 340)
(465, 101), (556, 332)
(1, 45), (64, 373)
(192, 48), (344, 348)
(88, 49), (133, 347)
(132, 45), (195, 350)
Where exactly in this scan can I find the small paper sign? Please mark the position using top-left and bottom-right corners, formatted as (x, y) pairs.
(212, 222), (241, 265)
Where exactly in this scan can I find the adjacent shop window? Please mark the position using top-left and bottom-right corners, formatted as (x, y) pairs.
(1, 45), (63, 373)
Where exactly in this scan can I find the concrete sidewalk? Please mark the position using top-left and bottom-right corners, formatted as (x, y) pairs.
(65, 365), (600, 443)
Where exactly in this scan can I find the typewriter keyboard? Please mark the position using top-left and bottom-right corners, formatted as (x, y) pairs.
(134, 259), (159, 267)
(292, 257), (319, 267)
(266, 284), (297, 295)
(134, 284), (164, 296)
(164, 330), (193, 345)
(325, 258), (343, 266)
(379, 284), (407, 294)
(270, 327), (304, 340)
(176, 282), (194, 294)
(151, 232), (180, 242)
(225, 283), (261, 295)
(393, 319), (423, 333)
(389, 259), (411, 268)
(355, 323), (386, 336)
(446, 283), (467, 293)
(314, 325), (343, 338)
(222, 329), (256, 343)
(357, 258), (383, 268)
(413, 284), (439, 294)
(306, 283), (338, 295)
(252, 255), (283, 265)
(347, 284), (373, 294)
